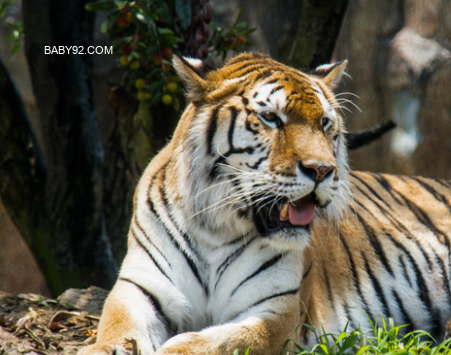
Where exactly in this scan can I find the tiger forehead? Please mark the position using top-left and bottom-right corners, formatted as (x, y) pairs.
(249, 72), (324, 121)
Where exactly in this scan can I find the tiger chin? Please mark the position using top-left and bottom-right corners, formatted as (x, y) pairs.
(78, 53), (451, 355)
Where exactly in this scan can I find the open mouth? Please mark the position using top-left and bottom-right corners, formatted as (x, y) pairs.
(254, 193), (318, 235)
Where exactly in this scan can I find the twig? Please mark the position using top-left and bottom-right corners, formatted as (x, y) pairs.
(24, 325), (46, 349)
(345, 121), (396, 150)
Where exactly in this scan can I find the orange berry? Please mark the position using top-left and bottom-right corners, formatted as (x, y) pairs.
(236, 36), (246, 46)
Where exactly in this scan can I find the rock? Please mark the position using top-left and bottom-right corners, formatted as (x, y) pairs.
(58, 286), (109, 316)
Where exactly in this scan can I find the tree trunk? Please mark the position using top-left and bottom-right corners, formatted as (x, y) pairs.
(1, 0), (119, 296)
(237, 0), (348, 70)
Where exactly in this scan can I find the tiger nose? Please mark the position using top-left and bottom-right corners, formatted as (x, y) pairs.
(299, 163), (336, 183)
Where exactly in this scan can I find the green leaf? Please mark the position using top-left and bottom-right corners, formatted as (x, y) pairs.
(233, 8), (243, 27)
(114, 0), (127, 10)
(100, 20), (108, 33)
(158, 27), (174, 36)
(84, 1), (115, 12)
(235, 21), (247, 32)
(175, 0), (191, 29)
(10, 42), (20, 55)
(0, 0), (14, 19)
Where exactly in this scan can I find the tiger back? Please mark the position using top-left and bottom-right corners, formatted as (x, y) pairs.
(78, 53), (451, 355)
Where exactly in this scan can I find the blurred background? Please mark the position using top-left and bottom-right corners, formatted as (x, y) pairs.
(1, 0), (450, 297)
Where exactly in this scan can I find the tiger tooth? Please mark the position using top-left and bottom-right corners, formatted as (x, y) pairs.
(280, 203), (289, 219)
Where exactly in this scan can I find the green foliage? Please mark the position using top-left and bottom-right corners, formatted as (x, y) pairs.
(209, 9), (255, 61)
(0, 0), (14, 18)
(283, 317), (451, 355)
(0, 0), (24, 55)
(6, 19), (23, 55)
(85, 0), (255, 110)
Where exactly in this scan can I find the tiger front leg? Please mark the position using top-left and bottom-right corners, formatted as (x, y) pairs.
(77, 279), (170, 355)
(156, 295), (301, 355)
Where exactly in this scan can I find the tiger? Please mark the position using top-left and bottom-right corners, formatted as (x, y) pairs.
(78, 53), (451, 355)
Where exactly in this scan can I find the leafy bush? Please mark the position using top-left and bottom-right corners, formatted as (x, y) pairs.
(86, 0), (255, 110)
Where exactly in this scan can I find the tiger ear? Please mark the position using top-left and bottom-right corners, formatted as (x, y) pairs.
(310, 60), (348, 90)
(173, 56), (210, 102)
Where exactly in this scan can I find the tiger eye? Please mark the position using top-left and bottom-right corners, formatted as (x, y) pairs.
(261, 111), (278, 122)
(260, 111), (283, 128)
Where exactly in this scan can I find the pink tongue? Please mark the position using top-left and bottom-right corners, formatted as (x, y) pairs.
(287, 196), (316, 226)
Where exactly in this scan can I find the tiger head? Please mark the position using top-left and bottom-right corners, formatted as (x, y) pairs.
(172, 53), (351, 248)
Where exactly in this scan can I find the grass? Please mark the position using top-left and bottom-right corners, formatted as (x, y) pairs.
(282, 317), (451, 355)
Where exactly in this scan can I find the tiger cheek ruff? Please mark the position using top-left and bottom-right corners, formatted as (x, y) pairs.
(78, 53), (451, 355)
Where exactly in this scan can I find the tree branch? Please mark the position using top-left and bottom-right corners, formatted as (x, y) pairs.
(345, 121), (396, 150)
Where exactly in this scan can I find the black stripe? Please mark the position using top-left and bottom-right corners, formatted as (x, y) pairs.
(228, 107), (238, 150)
(161, 174), (202, 260)
(302, 261), (313, 280)
(393, 187), (449, 248)
(352, 183), (432, 268)
(230, 253), (284, 296)
(362, 253), (390, 318)
(131, 226), (172, 282)
(257, 101), (267, 107)
(209, 156), (225, 180)
(342, 300), (355, 330)
(231, 287), (300, 322)
(398, 255), (412, 288)
(411, 176), (451, 214)
(431, 178), (451, 189)
(392, 289), (415, 333)
(324, 268), (335, 311)
(351, 173), (394, 211)
(246, 288), (300, 313)
(253, 69), (273, 82)
(158, 186), (207, 295)
(265, 78), (279, 85)
(245, 119), (259, 135)
(338, 232), (372, 316)
(241, 96), (249, 106)
(147, 166), (206, 294)
(246, 156), (267, 170)
(215, 237), (257, 290)
(119, 277), (175, 335)
(207, 106), (220, 155)
(269, 85), (284, 95)
(231, 64), (267, 78)
(433, 253), (451, 308)
(147, 163), (170, 214)
(228, 61), (262, 75)
(134, 218), (171, 267)
(354, 211), (394, 277)
(371, 173), (403, 205)
(382, 230), (437, 324)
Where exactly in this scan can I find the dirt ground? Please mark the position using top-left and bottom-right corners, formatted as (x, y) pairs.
(0, 286), (109, 355)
